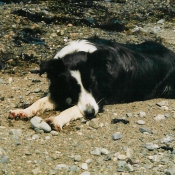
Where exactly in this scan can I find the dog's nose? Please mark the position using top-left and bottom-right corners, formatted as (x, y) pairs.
(84, 104), (95, 119)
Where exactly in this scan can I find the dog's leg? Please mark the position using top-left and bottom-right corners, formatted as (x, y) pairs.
(9, 96), (55, 119)
(45, 106), (83, 131)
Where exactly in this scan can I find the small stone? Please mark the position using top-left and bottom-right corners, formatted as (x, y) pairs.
(32, 134), (40, 140)
(55, 164), (68, 170)
(125, 164), (134, 172)
(112, 132), (123, 140)
(30, 116), (51, 132)
(32, 167), (41, 175)
(117, 161), (127, 171)
(126, 148), (133, 158)
(80, 163), (88, 170)
(139, 127), (153, 134)
(126, 113), (132, 117)
(9, 129), (22, 138)
(1, 156), (9, 164)
(88, 119), (98, 129)
(156, 101), (168, 107)
(74, 155), (82, 162)
(161, 136), (174, 143)
(139, 111), (146, 117)
(137, 120), (145, 125)
(118, 154), (127, 160)
(33, 88), (41, 93)
(165, 165), (175, 175)
(100, 148), (109, 155)
(85, 159), (92, 164)
(154, 114), (165, 121)
(70, 165), (80, 173)
(80, 172), (91, 175)
(90, 148), (101, 156)
(50, 131), (59, 136)
(45, 136), (51, 140)
(144, 143), (159, 151)
(70, 166), (79, 173)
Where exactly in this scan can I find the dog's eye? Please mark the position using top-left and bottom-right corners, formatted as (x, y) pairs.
(66, 97), (72, 105)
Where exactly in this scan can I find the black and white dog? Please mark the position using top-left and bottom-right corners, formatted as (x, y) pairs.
(9, 38), (175, 130)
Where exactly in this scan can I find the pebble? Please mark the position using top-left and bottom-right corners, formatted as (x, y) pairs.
(80, 172), (91, 175)
(144, 142), (159, 150)
(136, 120), (145, 125)
(32, 134), (40, 140)
(126, 113), (132, 117)
(165, 166), (175, 175)
(154, 114), (165, 121)
(55, 164), (68, 170)
(33, 88), (41, 93)
(118, 154), (127, 160)
(112, 132), (123, 140)
(90, 147), (109, 156)
(161, 136), (174, 143)
(156, 100), (168, 107)
(138, 111), (146, 117)
(80, 163), (88, 170)
(9, 129), (22, 138)
(50, 131), (59, 136)
(88, 118), (99, 129)
(139, 127), (153, 134)
(117, 161), (134, 172)
(85, 159), (92, 164)
(100, 148), (109, 155)
(1, 156), (9, 164)
(70, 165), (80, 173)
(74, 155), (82, 162)
(30, 116), (51, 132)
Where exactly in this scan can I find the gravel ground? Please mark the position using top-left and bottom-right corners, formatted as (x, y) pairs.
(1, 1), (175, 175)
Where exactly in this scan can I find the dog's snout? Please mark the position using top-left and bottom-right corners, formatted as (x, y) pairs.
(84, 104), (95, 119)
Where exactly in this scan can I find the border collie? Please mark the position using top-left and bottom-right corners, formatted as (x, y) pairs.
(9, 38), (175, 130)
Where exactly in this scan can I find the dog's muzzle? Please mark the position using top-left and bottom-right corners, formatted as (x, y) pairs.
(84, 104), (96, 119)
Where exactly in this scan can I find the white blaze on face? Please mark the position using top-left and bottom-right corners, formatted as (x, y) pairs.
(70, 70), (99, 116)
(54, 40), (97, 59)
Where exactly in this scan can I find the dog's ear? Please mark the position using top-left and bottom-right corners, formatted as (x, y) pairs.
(39, 59), (66, 76)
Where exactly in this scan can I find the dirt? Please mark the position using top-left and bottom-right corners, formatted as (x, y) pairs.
(1, 1), (175, 175)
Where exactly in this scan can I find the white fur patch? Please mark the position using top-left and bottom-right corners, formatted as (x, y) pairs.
(54, 40), (97, 59)
(70, 70), (99, 115)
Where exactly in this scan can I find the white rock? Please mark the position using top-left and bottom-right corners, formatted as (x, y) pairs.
(100, 148), (109, 155)
(154, 114), (165, 121)
(118, 154), (127, 160)
(80, 163), (88, 170)
(139, 111), (146, 117)
(137, 120), (145, 125)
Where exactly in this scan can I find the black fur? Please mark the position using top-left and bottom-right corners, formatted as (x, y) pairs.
(40, 39), (175, 116)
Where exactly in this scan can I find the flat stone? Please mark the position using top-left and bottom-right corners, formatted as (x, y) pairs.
(80, 163), (88, 170)
(30, 116), (51, 133)
(139, 111), (146, 117)
(74, 155), (82, 162)
(139, 127), (153, 134)
(90, 148), (101, 156)
(137, 120), (145, 125)
(88, 118), (99, 129)
(156, 101), (168, 107)
(144, 143), (159, 151)
(112, 132), (123, 140)
(154, 114), (165, 121)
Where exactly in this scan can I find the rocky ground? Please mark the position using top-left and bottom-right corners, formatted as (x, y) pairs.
(1, 0), (175, 175)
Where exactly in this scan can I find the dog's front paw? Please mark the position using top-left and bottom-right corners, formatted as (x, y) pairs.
(45, 117), (62, 131)
(9, 109), (35, 119)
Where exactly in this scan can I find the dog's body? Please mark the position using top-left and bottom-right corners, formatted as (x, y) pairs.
(9, 38), (175, 130)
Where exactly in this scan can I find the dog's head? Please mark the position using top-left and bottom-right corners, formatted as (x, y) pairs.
(40, 58), (99, 119)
